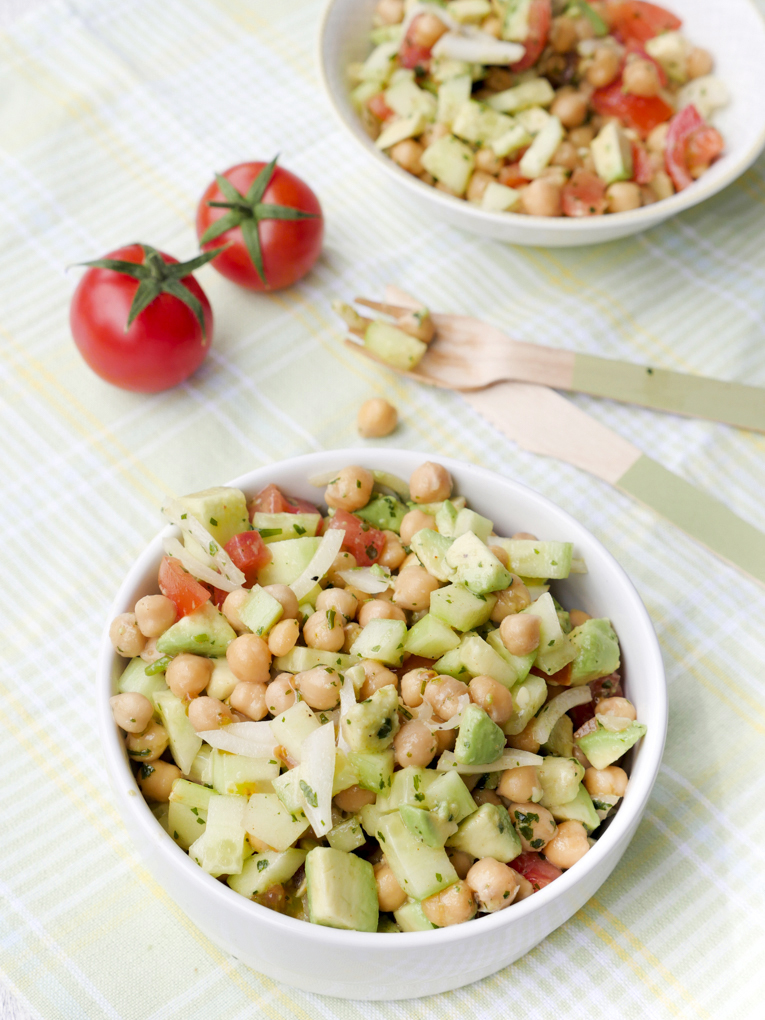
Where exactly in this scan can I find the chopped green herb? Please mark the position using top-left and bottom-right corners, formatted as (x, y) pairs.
(209, 517), (218, 526)
(194, 633), (210, 643)
(299, 780), (318, 808)
(145, 655), (171, 675)
(326, 609), (336, 630)
(294, 524), (306, 535)
(140, 764), (155, 779)
(436, 873), (442, 882)
(259, 528), (282, 537)
(257, 858), (269, 872)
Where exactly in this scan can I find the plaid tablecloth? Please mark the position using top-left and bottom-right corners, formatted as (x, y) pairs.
(2, 1), (765, 1016)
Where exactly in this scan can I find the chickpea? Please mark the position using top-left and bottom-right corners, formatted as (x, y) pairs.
(446, 849), (474, 879)
(586, 47), (621, 89)
(490, 575), (531, 623)
(646, 122), (669, 154)
(316, 588), (358, 623)
(514, 873), (535, 901)
(475, 147), (503, 175)
(399, 509), (436, 547)
(358, 659), (399, 701)
(466, 170), (495, 204)
(138, 760), (182, 802)
(543, 819), (590, 869)
(378, 531), (406, 570)
(409, 11), (448, 49)
(188, 696), (234, 731)
(399, 552), (421, 571)
(623, 57), (660, 98)
(324, 466), (374, 513)
(303, 609), (347, 652)
(522, 177), (563, 217)
(126, 720), (168, 762)
(265, 673), (297, 715)
(551, 90), (589, 129)
(468, 675), (513, 726)
(569, 125), (595, 148)
(401, 667), (437, 708)
(342, 621), (363, 653)
(140, 637), (163, 664)
(229, 681), (268, 721)
(334, 784), (376, 813)
(498, 765), (541, 803)
(358, 599), (407, 628)
(596, 697), (637, 721)
(373, 861), (407, 912)
(226, 633), (272, 684)
(373, 0), (404, 25)
(466, 857), (521, 912)
(393, 720), (437, 768)
(650, 170), (675, 201)
(481, 14), (502, 38)
(221, 589), (250, 632)
(390, 138), (424, 176)
(393, 566), (440, 612)
(508, 802), (557, 852)
(110, 692), (153, 734)
(607, 181), (642, 213)
(295, 667), (341, 711)
(686, 46), (713, 79)
(325, 551), (356, 588)
(262, 584), (299, 620)
(473, 788), (503, 807)
(267, 618), (300, 657)
(488, 544), (509, 567)
(569, 609), (591, 629)
(109, 613), (147, 657)
(584, 765), (628, 798)
(506, 720), (540, 754)
(552, 140), (582, 171)
(421, 882), (476, 927)
(134, 594), (176, 638)
(409, 461), (453, 504)
(357, 397), (398, 438)
(424, 675), (470, 721)
(434, 727), (456, 753)
(166, 653), (213, 700)
(500, 614), (541, 657)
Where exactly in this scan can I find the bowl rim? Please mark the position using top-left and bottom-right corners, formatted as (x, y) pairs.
(98, 449), (667, 947)
(317, 0), (765, 237)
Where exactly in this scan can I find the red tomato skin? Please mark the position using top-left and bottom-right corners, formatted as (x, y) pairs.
(326, 509), (386, 567)
(158, 556), (211, 617)
(368, 93), (395, 121)
(498, 161), (531, 189)
(248, 484), (320, 518)
(70, 245), (212, 393)
(631, 142), (655, 185)
(591, 80), (673, 138)
(196, 163), (323, 292)
(509, 851), (563, 891)
(685, 126), (724, 178)
(562, 170), (608, 217)
(510, 0), (552, 72)
(569, 673), (624, 730)
(665, 104), (706, 190)
(607, 1), (681, 44)
(225, 532), (272, 587)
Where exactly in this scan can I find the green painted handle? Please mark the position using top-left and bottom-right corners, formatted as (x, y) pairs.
(572, 354), (765, 433)
(617, 455), (765, 585)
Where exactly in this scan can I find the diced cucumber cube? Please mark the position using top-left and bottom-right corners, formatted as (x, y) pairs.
(376, 812), (457, 901)
(519, 114), (564, 179)
(239, 585), (284, 637)
(384, 78), (437, 121)
(117, 658), (169, 706)
(516, 106), (551, 136)
(502, 673), (548, 736)
(522, 592), (577, 675)
(430, 584), (497, 632)
(377, 766), (441, 813)
(485, 628), (535, 685)
(349, 618), (408, 666)
(421, 134), (476, 196)
(251, 512), (321, 542)
(460, 633), (516, 688)
(591, 121), (633, 184)
(399, 805), (458, 847)
(436, 73), (472, 125)
(488, 78), (555, 114)
(410, 530), (456, 583)
(482, 181), (522, 211)
(211, 749), (280, 797)
(190, 793), (248, 876)
(227, 848), (307, 897)
(273, 646), (352, 676)
(404, 613), (461, 659)
(394, 899), (436, 931)
(348, 749), (395, 793)
(156, 603), (236, 658)
(256, 537), (321, 587)
(326, 815), (366, 852)
(423, 770), (478, 824)
(376, 112), (427, 150)
(492, 538), (573, 579)
(269, 702), (321, 763)
(153, 690), (202, 775)
(433, 644), (473, 681)
(245, 793), (310, 852)
(452, 100), (516, 146)
(503, 0), (532, 40)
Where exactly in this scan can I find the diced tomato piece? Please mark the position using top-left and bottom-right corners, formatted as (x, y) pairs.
(211, 586), (229, 609)
(393, 655), (436, 678)
(665, 104), (723, 191)
(368, 93), (395, 122)
(685, 126), (724, 177)
(606, 1), (681, 45)
(631, 142), (655, 184)
(283, 495), (321, 515)
(326, 509), (386, 567)
(509, 851), (563, 891)
(510, 0), (552, 72)
(498, 161), (530, 189)
(399, 16), (435, 72)
(249, 483), (289, 515)
(158, 556), (211, 618)
(224, 531), (272, 587)
(591, 79), (674, 138)
(561, 169), (608, 217)
(568, 672), (624, 729)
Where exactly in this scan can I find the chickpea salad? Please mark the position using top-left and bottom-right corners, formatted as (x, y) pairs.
(109, 461), (646, 933)
(349, 0), (728, 217)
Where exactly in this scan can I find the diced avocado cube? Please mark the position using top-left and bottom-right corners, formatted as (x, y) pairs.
(244, 793), (310, 852)
(548, 784), (601, 832)
(306, 847), (378, 932)
(576, 720), (647, 771)
(492, 538), (573, 579)
(256, 537), (321, 587)
(211, 749), (280, 797)
(156, 603), (236, 658)
(349, 749), (395, 793)
(522, 592), (576, 676)
(394, 899), (436, 931)
(410, 530), (456, 583)
(239, 585), (284, 637)
(377, 766), (441, 813)
(591, 121), (633, 184)
(376, 812), (457, 901)
(538, 756), (585, 807)
(460, 633), (517, 688)
(502, 674), (548, 736)
(485, 628), (535, 684)
(430, 583), (497, 632)
(251, 512), (321, 542)
(453, 704), (506, 765)
(176, 486), (249, 548)
(569, 618), (621, 686)
(452, 99), (516, 146)
(454, 508), (494, 543)
(433, 644), (473, 680)
(446, 531), (513, 595)
(344, 685), (400, 752)
(269, 701), (321, 763)
(228, 847), (307, 897)
(543, 714), (575, 759)
(152, 691), (202, 775)
(420, 133), (476, 196)
(446, 803), (522, 863)
(349, 618), (408, 666)
(364, 320), (428, 372)
(423, 770), (478, 825)
(404, 613), (461, 659)
(205, 657), (239, 701)
(326, 815), (366, 853)
(399, 805), (458, 847)
(355, 495), (408, 534)
(273, 647), (353, 674)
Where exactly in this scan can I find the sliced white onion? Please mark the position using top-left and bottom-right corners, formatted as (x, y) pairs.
(290, 529), (346, 601)
(429, 693), (471, 732)
(436, 748), (543, 773)
(198, 722), (278, 758)
(432, 28), (525, 65)
(598, 714), (635, 733)
(163, 500), (245, 588)
(532, 686), (593, 745)
(337, 666), (362, 753)
(162, 536), (240, 593)
(570, 557), (588, 575)
(337, 566), (392, 594)
(298, 722), (336, 838)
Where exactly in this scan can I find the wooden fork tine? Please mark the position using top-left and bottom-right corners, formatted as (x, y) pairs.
(346, 325), (366, 339)
(354, 297), (417, 316)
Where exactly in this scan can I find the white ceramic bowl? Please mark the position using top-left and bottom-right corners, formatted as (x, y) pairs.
(99, 449), (666, 999)
(319, 0), (765, 247)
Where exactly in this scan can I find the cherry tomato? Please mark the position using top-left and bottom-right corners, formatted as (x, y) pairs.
(70, 244), (216, 393)
(665, 104), (723, 191)
(509, 851), (563, 891)
(606, 1), (681, 45)
(158, 556), (211, 617)
(224, 532), (272, 587)
(562, 169), (608, 217)
(591, 79), (673, 138)
(249, 484), (320, 517)
(510, 0), (552, 73)
(196, 158), (323, 292)
(326, 509), (385, 567)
